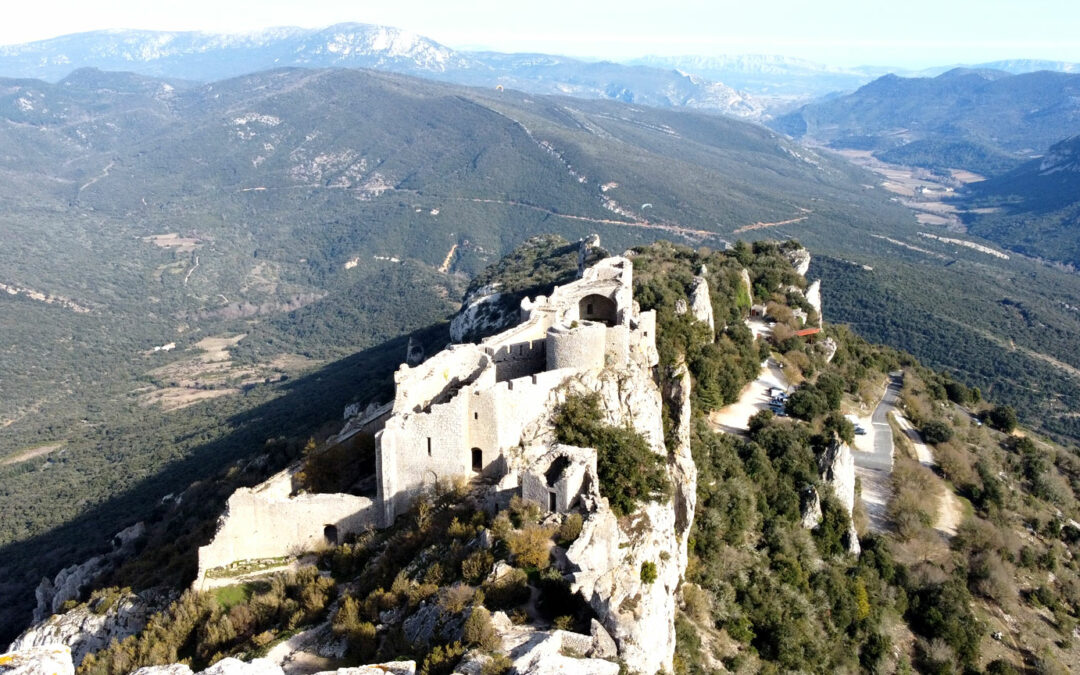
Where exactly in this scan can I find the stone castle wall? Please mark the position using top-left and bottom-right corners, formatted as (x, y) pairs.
(195, 470), (375, 588)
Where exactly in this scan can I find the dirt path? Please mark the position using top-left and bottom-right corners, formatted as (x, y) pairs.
(891, 412), (963, 536)
(732, 208), (812, 234)
(454, 196), (720, 240)
(438, 243), (459, 273)
(183, 255), (199, 286)
(1, 442), (65, 466)
(78, 161), (114, 192)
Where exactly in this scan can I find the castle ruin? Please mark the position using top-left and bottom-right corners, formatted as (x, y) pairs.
(196, 255), (658, 583)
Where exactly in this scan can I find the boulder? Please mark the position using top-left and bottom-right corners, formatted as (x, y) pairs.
(588, 619), (618, 659)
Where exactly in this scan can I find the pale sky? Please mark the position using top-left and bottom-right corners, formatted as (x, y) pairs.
(2, 0), (1079, 68)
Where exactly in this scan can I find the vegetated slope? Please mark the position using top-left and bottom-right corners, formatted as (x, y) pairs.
(52, 239), (1080, 674)
(0, 23), (765, 119)
(960, 135), (1080, 266)
(4, 64), (1080, 639)
(772, 68), (1080, 173)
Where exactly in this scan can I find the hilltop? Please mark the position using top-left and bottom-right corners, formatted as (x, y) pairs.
(6, 237), (1078, 674)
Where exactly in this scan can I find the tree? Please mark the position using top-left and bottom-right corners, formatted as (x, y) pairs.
(986, 405), (1017, 433)
(920, 420), (953, 445)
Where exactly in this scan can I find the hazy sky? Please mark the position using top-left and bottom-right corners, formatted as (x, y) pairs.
(3, 0), (1079, 68)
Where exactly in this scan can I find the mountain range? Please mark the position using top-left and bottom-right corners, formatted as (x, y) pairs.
(772, 67), (1080, 173)
(0, 24), (764, 119)
(960, 135), (1080, 266)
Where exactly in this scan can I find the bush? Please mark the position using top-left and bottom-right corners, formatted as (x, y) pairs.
(557, 513), (583, 545)
(331, 596), (377, 661)
(462, 606), (500, 651)
(482, 568), (530, 610)
(507, 524), (554, 569)
(461, 550), (495, 585)
(640, 561), (658, 584)
(921, 420), (953, 445)
(987, 405), (1018, 433)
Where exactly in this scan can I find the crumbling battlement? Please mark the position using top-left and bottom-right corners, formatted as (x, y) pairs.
(375, 256), (656, 527)
(195, 255), (660, 586)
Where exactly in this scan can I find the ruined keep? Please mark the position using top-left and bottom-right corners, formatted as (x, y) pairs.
(374, 256), (656, 526)
(197, 256), (659, 579)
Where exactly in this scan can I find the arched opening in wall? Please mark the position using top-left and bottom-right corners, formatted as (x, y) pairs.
(545, 456), (570, 487)
(423, 470), (438, 491)
(579, 294), (617, 326)
(323, 524), (338, 546)
(472, 447), (483, 473)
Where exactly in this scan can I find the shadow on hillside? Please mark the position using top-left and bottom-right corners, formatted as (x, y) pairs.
(0, 322), (450, 644)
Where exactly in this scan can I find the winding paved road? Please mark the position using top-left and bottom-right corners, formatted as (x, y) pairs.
(854, 372), (902, 472)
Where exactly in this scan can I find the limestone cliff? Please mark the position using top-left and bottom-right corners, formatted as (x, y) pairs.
(688, 276), (715, 336)
(9, 590), (168, 666)
(30, 523), (145, 623)
(817, 439), (860, 555)
(514, 363), (694, 674)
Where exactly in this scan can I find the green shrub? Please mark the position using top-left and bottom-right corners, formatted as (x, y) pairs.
(507, 524), (554, 569)
(461, 550), (495, 585)
(987, 405), (1018, 433)
(482, 568), (530, 610)
(921, 420), (953, 445)
(553, 393), (670, 516)
(557, 513), (583, 545)
(462, 606), (500, 651)
(640, 561), (658, 584)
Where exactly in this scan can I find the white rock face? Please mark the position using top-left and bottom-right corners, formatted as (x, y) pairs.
(449, 285), (511, 343)
(786, 248), (811, 278)
(497, 628), (620, 675)
(0, 646), (74, 675)
(805, 279), (822, 318)
(9, 591), (163, 666)
(555, 362), (695, 674)
(800, 487), (823, 529)
(689, 276), (715, 335)
(32, 523), (145, 622)
(818, 440), (860, 555)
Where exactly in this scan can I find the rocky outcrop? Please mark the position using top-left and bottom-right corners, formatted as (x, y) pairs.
(688, 276), (715, 336)
(786, 248), (811, 278)
(552, 360), (694, 674)
(449, 285), (512, 343)
(818, 337), (838, 364)
(818, 439), (860, 555)
(9, 590), (167, 666)
(799, 487), (823, 530)
(31, 523), (145, 623)
(805, 279), (822, 319)
(577, 234), (601, 278)
(0, 646), (74, 675)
